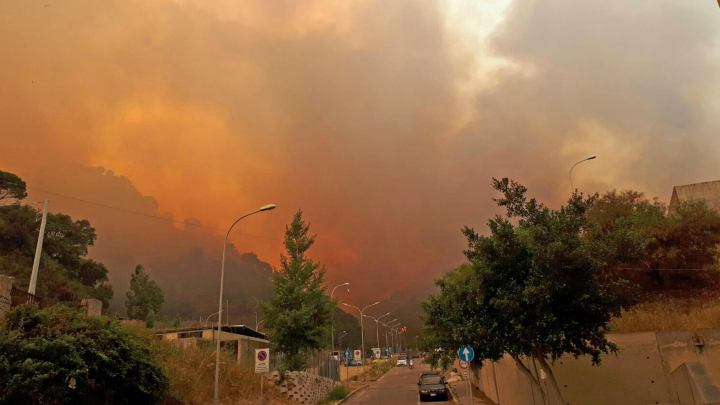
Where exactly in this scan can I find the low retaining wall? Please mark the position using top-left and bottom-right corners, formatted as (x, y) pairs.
(279, 371), (338, 404)
(472, 328), (720, 405)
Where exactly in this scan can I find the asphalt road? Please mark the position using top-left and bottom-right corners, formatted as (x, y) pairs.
(344, 361), (451, 405)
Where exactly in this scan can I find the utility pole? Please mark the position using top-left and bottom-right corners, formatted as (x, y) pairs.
(28, 199), (49, 296)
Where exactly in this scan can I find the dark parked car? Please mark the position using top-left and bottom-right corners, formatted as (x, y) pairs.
(417, 372), (448, 402)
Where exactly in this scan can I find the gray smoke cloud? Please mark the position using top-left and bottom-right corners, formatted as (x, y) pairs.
(1, 0), (718, 323)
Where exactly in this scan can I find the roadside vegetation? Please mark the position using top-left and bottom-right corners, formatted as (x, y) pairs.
(0, 170), (114, 309)
(0, 305), (167, 404)
(611, 295), (720, 333)
(418, 179), (720, 405)
(319, 386), (349, 404)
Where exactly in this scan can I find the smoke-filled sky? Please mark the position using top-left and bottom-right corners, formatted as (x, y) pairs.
(2, 0), (719, 318)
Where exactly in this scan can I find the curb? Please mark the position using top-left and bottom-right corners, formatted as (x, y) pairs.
(335, 384), (367, 405)
(447, 382), (462, 405)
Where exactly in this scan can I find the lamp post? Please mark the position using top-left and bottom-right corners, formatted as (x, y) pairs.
(569, 155), (596, 193)
(330, 282), (350, 352)
(214, 204), (276, 405)
(342, 301), (380, 362)
(363, 312), (390, 359)
(389, 322), (401, 355)
(338, 331), (347, 350)
(381, 318), (397, 356)
(205, 311), (222, 327)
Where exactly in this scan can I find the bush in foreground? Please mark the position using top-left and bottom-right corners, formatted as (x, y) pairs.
(319, 386), (348, 403)
(0, 305), (167, 404)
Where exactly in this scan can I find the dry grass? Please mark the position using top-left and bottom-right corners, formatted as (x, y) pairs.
(122, 323), (288, 405)
(610, 296), (720, 333)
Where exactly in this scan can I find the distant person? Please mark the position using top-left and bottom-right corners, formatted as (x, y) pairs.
(409, 359), (414, 369)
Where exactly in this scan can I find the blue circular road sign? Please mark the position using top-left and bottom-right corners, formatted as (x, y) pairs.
(458, 346), (475, 362)
(343, 350), (352, 359)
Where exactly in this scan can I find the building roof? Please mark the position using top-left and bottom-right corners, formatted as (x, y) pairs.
(156, 324), (267, 340)
(670, 180), (720, 212)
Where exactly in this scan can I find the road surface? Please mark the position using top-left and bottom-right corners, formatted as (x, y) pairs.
(344, 361), (451, 405)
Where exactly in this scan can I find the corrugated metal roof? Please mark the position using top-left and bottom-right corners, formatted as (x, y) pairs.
(670, 180), (720, 211)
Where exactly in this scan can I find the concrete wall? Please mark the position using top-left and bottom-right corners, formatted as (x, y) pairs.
(0, 275), (13, 319)
(81, 298), (102, 317)
(280, 371), (338, 404)
(472, 329), (720, 405)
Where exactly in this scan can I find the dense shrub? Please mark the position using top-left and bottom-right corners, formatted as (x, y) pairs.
(0, 305), (167, 404)
(320, 386), (348, 403)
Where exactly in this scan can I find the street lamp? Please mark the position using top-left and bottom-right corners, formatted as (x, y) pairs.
(380, 318), (397, 356)
(342, 301), (380, 362)
(338, 330), (347, 350)
(389, 322), (401, 355)
(363, 312), (390, 358)
(569, 155), (596, 193)
(330, 282), (350, 352)
(214, 204), (276, 405)
(205, 311), (222, 327)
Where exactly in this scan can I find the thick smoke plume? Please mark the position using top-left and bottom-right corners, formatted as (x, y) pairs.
(1, 0), (718, 322)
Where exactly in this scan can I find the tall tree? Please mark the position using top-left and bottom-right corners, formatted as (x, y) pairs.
(0, 170), (113, 309)
(419, 179), (632, 405)
(125, 265), (164, 320)
(0, 171), (27, 202)
(585, 190), (720, 288)
(261, 210), (333, 371)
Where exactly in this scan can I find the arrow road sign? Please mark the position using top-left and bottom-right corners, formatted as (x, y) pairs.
(343, 350), (352, 360)
(458, 346), (474, 362)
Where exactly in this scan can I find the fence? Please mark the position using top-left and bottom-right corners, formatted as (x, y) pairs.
(10, 287), (40, 307)
(305, 350), (341, 381)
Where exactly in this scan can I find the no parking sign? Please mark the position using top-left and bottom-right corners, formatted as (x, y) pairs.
(255, 348), (269, 373)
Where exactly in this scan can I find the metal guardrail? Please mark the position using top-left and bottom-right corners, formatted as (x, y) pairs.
(10, 287), (40, 307)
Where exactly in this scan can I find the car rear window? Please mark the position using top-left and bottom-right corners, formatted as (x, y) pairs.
(422, 376), (442, 385)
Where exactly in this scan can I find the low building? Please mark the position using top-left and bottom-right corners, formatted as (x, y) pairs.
(156, 325), (275, 364)
(669, 180), (720, 212)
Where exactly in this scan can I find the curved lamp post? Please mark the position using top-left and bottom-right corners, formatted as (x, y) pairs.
(569, 155), (596, 193)
(342, 301), (380, 362)
(214, 204), (276, 405)
(205, 311), (222, 327)
(380, 318), (397, 356)
(363, 312), (390, 358)
(338, 330), (347, 350)
(330, 282), (350, 352)
(389, 322), (401, 355)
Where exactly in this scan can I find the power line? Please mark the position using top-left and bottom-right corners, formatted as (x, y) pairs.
(0, 178), (279, 241)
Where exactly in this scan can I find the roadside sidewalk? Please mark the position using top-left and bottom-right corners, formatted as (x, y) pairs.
(448, 381), (494, 405)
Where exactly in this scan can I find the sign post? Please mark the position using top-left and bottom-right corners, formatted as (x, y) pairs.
(343, 350), (352, 386)
(256, 349), (270, 404)
(458, 346), (475, 405)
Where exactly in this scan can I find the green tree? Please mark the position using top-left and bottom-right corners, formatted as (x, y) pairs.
(0, 170), (114, 309)
(0, 305), (167, 404)
(419, 179), (632, 405)
(145, 309), (156, 328)
(260, 210), (334, 371)
(585, 190), (720, 288)
(0, 170), (27, 202)
(173, 314), (182, 328)
(43, 213), (96, 268)
(126, 265), (164, 320)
